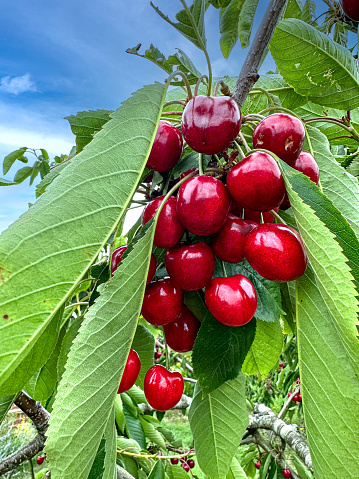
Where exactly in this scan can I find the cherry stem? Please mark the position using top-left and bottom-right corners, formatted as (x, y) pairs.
(243, 114), (265, 122)
(278, 386), (301, 420)
(270, 209), (287, 224)
(305, 116), (359, 141)
(234, 141), (246, 160)
(260, 213), (264, 224)
(257, 106), (300, 119)
(194, 75), (209, 97)
(237, 131), (250, 152)
(221, 261), (227, 277)
(250, 87), (275, 107)
(161, 111), (183, 116)
(117, 449), (195, 461)
(213, 79), (227, 97)
(166, 70), (193, 100)
(198, 153), (204, 175)
(163, 100), (186, 108)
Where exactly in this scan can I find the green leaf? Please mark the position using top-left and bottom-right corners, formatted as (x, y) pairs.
(270, 19), (359, 110)
(304, 125), (359, 238)
(114, 395), (126, 433)
(301, 0), (315, 23)
(88, 438), (106, 479)
(192, 310), (256, 394)
(14, 166), (33, 183)
(65, 110), (112, 153)
(148, 461), (165, 479)
(238, 0), (259, 49)
(140, 417), (166, 449)
(166, 464), (189, 478)
(226, 456), (248, 479)
(242, 320), (283, 377)
(103, 407), (117, 479)
(189, 375), (248, 479)
(45, 223), (156, 479)
(184, 290), (211, 322)
(0, 178), (17, 186)
(124, 407), (146, 449)
(297, 268), (359, 478)
(3, 147), (27, 175)
(57, 316), (83, 380)
(251, 74), (306, 109)
(0, 394), (17, 424)
(219, 0), (245, 58)
(131, 325), (155, 389)
(0, 82), (166, 395)
(36, 162), (71, 197)
(284, 0), (302, 19)
(151, 0), (207, 51)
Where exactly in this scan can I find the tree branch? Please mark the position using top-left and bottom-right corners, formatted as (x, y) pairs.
(231, 0), (288, 109)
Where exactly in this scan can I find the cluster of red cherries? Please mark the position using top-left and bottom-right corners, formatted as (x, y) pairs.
(112, 92), (318, 414)
(170, 456), (195, 472)
(255, 460), (292, 478)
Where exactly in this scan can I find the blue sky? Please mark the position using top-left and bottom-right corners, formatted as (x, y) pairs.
(0, 0), (327, 233)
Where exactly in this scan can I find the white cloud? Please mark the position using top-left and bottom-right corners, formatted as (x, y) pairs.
(0, 73), (37, 95)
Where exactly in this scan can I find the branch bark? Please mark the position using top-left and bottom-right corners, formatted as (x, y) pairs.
(231, 0), (288, 109)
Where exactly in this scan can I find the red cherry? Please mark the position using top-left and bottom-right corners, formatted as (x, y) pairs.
(147, 254), (157, 285)
(292, 151), (320, 184)
(340, 0), (359, 20)
(296, 377), (301, 384)
(163, 305), (201, 353)
(292, 394), (299, 402)
(111, 246), (128, 275)
(36, 455), (46, 465)
(282, 469), (292, 479)
(279, 362), (285, 367)
(278, 369), (282, 373)
(118, 349), (141, 393)
(181, 463), (190, 472)
(171, 458), (179, 465)
(255, 461), (261, 469)
(296, 394), (302, 403)
(177, 176), (231, 236)
(154, 351), (162, 359)
(180, 168), (197, 180)
(245, 224), (307, 282)
(211, 214), (257, 263)
(144, 365), (184, 411)
(165, 242), (215, 291)
(204, 274), (257, 327)
(226, 151), (285, 212)
(253, 113), (305, 165)
(142, 196), (185, 249)
(187, 459), (195, 469)
(181, 95), (241, 154)
(141, 279), (183, 326)
(146, 120), (183, 172)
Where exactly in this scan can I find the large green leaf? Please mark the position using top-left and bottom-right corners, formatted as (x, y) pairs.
(237, 0), (259, 49)
(251, 74), (306, 109)
(65, 110), (112, 153)
(219, 0), (245, 58)
(45, 224), (156, 479)
(304, 125), (359, 238)
(103, 407), (117, 479)
(284, 0), (302, 19)
(270, 19), (359, 109)
(226, 457), (248, 479)
(297, 268), (359, 478)
(132, 325), (155, 389)
(148, 461), (165, 479)
(189, 375), (248, 479)
(0, 394), (17, 424)
(3, 147), (27, 175)
(0, 82), (166, 395)
(242, 320), (283, 377)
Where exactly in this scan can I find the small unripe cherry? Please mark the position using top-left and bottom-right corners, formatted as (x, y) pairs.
(282, 469), (292, 479)
(171, 458), (179, 465)
(255, 461), (261, 469)
(296, 377), (301, 384)
(278, 368), (282, 373)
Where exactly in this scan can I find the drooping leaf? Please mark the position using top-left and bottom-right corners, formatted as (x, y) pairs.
(297, 268), (359, 479)
(103, 407), (117, 479)
(304, 125), (359, 238)
(131, 325), (155, 389)
(183, 290), (211, 322)
(270, 19), (359, 110)
(226, 456), (249, 479)
(88, 438), (106, 479)
(192, 309), (256, 394)
(148, 461), (165, 479)
(0, 82), (166, 395)
(219, 0), (245, 58)
(151, 0), (207, 51)
(140, 417), (166, 449)
(237, 0), (259, 49)
(250, 74), (307, 110)
(242, 320), (283, 376)
(0, 178), (17, 186)
(284, 0), (302, 19)
(45, 224), (156, 479)
(14, 166), (33, 183)
(0, 394), (17, 424)
(65, 110), (112, 153)
(3, 147), (27, 175)
(123, 407), (146, 450)
(36, 162), (71, 197)
(114, 395), (126, 433)
(189, 375), (248, 479)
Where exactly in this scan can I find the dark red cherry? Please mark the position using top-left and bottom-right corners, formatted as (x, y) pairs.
(147, 254), (157, 285)
(181, 95), (241, 154)
(36, 455), (46, 465)
(253, 113), (305, 164)
(245, 224), (307, 282)
(154, 351), (162, 359)
(144, 365), (184, 411)
(118, 349), (141, 393)
(279, 362), (285, 368)
(227, 151), (285, 212)
(296, 394), (302, 403)
(165, 242), (215, 291)
(111, 246), (128, 275)
(181, 463), (190, 472)
(204, 274), (257, 327)
(187, 459), (195, 469)
(142, 196), (185, 249)
(177, 176), (231, 236)
(282, 469), (292, 479)
(146, 120), (183, 172)
(211, 214), (257, 263)
(171, 458), (179, 465)
(163, 305), (201, 353)
(340, 0), (359, 20)
(141, 279), (183, 326)
(255, 461), (261, 469)
(292, 151), (320, 184)
(180, 168), (197, 180)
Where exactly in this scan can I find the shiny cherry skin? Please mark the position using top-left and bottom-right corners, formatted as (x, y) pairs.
(171, 458), (179, 465)
(165, 242), (215, 291)
(340, 0), (359, 20)
(211, 214), (257, 263)
(118, 349), (141, 393)
(181, 95), (241, 154)
(146, 120), (183, 172)
(296, 394), (302, 403)
(187, 459), (195, 469)
(245, 224), (308, 282)
(177, 176), (232, 236)
(163, 305), (201, 353)
(255, 461), (261, 470)
(141, 279), (183, 325)
(182, 463), (190, 472)
(112, 247), (156, 285)
(227, 152), (285, 212)
(282, 469), (292, 479)
(36, 455), (46, 465)
(142, 196), (185, 249)
(253, 113), (305, 165)
(144, 364), (184, 411)
(204, 274), (257, 327)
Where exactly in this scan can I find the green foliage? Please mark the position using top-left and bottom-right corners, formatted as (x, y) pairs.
(219, 0), (245, 59)
(3, 147), (27, 175)
(0, 395), (17, 425)
(237, 0), (259, 49)
(132, 325), (155, 389)
(270, 19), (359, 110)
(65, 110), (112, 153)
